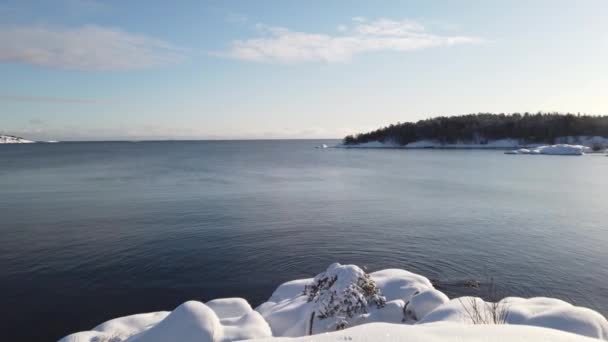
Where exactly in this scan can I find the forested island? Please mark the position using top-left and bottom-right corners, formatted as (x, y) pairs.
(343, 113), (608, 149)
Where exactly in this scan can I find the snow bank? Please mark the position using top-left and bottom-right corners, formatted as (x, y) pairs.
(0, 135), (34, 144)
(256, 263), (445, 336)
(60, 299), (271, 342)
(556, 136), (608, 150)
(252, 322), (600, 342)
(59, 263), (608, 341)
(506, 144), (588, 155)
(125, 301), (219, 342)
(59, 311), (170, 342)
(420, 297), (608, 340)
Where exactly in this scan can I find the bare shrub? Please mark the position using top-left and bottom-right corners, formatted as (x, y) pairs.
(459, 278), (509, 324)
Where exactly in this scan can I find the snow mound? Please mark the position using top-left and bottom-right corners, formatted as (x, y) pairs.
(59, 264), (608, 341)
(59, 311), (170, 342)
(206, 298), (253, 319)
(408, 289), (450, 320)
(125, 301), (219, 342)
(256, 263), (439, 336)
(506, 144), (587, 155)
(60, 299), (271, 342)
(419, 297), (608, 340)
(251, 322), (600, 342)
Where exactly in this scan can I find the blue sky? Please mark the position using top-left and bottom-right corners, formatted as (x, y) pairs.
(1, 0), (607, 140)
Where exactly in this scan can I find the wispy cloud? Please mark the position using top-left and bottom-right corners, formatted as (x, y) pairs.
(0, 94), (103, 103)
(219, 17), (482, 63)
(0, 25), (186, 70)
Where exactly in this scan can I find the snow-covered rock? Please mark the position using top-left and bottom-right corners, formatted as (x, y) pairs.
(59, 264), (608, 341)
(60, 299), (271, 342)
(59, 311), (170, 342)
(125, 301), (219, 342)
(420, 297), (608, 340)
(206, 298), (253, 319)
(256, 263), (439, 336)
(556, 136), (608, 151)
(0, 134), (34, 144)
(506, 144), (588, 155)
(408, 289), (450, 321)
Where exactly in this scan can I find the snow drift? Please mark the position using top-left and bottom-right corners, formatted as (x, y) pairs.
(59, 263), (608, 342)
(60, 299), (271, 342)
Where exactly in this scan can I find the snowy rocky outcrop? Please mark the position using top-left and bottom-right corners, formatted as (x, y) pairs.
(0, 134), (34, 143)
(59, 263), (608, 341)
(60, 299), (271, 342)
(555, 136), (608, 151)
(256, 264), (444, 336)
(420, 297), (608, 339)
(505, 144), (589, 155)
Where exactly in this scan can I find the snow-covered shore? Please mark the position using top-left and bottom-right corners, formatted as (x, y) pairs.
(0, 134), (35, 144)
(338, 136), (608, 155)
(504, 144), (588, 155)
(60, 263), (608, 342)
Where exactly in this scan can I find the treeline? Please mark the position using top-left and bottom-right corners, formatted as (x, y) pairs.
(343, 113), (608, 145)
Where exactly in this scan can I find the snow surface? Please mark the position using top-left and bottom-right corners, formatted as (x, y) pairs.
(420, 297), (608, 339)
(252, 322), (600, 342)
(0, 134), (34, 143)
(60, 299), (271, 342)
(59, 263), (608, 342)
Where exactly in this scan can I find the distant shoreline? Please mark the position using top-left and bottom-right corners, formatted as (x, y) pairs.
(343, 113), (608, 149)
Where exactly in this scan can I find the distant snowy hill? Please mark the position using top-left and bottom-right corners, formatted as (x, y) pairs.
(0, 135), (35, 144)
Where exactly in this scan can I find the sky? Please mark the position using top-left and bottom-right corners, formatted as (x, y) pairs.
(1, 0), (607, 141)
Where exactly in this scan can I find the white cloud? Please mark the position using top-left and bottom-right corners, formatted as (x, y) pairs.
(0, 25), (185, 70)
(220, 18), (482, 63)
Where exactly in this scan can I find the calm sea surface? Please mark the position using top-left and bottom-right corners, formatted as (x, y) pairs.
(1, 140), (607, 341)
